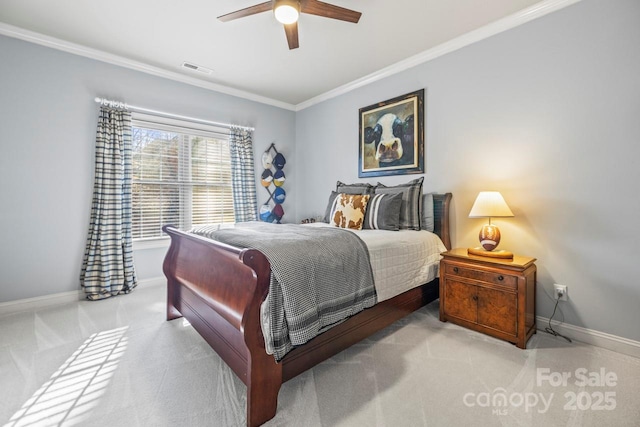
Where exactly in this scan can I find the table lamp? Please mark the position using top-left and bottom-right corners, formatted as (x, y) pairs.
(468, 191), (514, 258)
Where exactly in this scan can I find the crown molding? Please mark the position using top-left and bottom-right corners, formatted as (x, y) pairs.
(0, 0), (581, 113)
(295, 0), (583, 111)
(0, 22), (296, 112)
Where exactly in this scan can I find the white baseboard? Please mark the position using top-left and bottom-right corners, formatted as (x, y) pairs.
(3, 284), (638, 359)
(0, 277), (166, 317)
(0, 289), (84, 317)
(537, 316), (640, 359)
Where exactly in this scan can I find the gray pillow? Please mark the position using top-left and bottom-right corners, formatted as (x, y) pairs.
(375, 177), (424, 230)
(422, 193), (434, 232)
(323, 191), (339, 223)
(336, 180), (375, 195)
(363, 193), (403, 230)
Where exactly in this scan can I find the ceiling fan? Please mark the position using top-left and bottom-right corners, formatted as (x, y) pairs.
(217, 0), (362, 50)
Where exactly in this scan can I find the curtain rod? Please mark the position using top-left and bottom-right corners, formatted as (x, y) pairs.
(94, 97), (255, 132)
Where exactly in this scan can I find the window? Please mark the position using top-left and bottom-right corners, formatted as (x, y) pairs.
(131, 114), (235, 240)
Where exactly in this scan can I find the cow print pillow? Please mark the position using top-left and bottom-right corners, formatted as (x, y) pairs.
(330, 194), (370, 230)
(324, 182), (376, 223)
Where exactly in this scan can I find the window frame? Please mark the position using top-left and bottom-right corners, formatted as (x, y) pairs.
(130, 112), (235, 245)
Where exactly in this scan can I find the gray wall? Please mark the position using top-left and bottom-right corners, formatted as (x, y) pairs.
(295, 0), (640, 341)
(0, 35), (296, 302)
(2, 0), (639, 343)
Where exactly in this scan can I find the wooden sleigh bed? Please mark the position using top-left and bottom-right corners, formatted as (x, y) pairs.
(162, 193), (452, 426)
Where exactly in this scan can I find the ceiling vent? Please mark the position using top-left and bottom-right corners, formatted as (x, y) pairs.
(181, 62), (213, 75)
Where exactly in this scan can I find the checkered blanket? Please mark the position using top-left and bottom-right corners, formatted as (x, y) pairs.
(191, 222), (377, 361)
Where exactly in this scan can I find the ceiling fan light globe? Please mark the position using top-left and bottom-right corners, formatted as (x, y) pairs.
(274, 1), (300, 24)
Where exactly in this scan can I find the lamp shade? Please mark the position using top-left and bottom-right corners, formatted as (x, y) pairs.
(274, 0), (300, 24)
(469, 192), (514, 218)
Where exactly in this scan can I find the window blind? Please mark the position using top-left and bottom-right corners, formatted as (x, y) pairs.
(131, 115), (235, 240)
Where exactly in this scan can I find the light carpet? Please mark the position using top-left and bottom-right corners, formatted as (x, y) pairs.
(1, 284), (638, 426)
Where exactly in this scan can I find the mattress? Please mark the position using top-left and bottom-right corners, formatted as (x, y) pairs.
(303, 222), (447, 301)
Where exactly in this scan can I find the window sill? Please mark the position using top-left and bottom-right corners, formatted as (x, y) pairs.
(133, 238), (170, 251)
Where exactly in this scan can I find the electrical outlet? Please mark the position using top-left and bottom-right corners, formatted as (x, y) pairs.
(554, 284), (568, 301)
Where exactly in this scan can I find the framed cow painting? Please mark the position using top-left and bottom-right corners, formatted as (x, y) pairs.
(358, 89), (424, 177)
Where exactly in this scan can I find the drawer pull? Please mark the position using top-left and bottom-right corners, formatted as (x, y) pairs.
(453, 267), (459, 273)
(472, 295), (478, 301)
(498, 275), (504, 281)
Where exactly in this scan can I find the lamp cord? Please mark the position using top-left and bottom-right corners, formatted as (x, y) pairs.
(543, 298), (572, 343)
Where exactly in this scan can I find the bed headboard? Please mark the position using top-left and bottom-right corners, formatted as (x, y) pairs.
(433, 193), (452, 250)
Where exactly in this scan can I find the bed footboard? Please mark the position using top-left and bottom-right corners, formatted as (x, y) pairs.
(162, 226), (281, 426)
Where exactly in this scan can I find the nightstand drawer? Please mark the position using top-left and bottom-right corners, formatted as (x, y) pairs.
(444, 263), (517, 288)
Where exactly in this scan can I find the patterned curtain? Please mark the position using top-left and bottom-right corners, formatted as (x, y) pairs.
(80, 106), (137, 300)
(229, 127), (258, 222)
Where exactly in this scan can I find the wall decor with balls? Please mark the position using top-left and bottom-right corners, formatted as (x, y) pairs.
(259, 143), (286, 223)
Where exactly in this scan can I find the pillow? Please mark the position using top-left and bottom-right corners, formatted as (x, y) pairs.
(323, 182), (375, 223)
(374, 177), (424, 230)
(329, 194), (370, 230)
(422, 193), (434, 232)
(322, 191), (339, 223)
(336, 180), (375, 195)
(363, 193), (403, 231)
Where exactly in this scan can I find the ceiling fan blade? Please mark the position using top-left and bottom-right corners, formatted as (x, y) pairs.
(301, 0), (361, 23)
(284, 22), (299, 49)
(217, 2), (272, 22)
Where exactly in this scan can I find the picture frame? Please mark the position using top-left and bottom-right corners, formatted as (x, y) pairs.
(358, 89), (424, 177)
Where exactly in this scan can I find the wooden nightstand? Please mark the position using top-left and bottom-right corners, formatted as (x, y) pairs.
(439, 248), (537, 349)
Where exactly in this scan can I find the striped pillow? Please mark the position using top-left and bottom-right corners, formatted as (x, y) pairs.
(374, 177), (424, 230)
(363, 193), (403, 230)
(323, 191), (340, 223)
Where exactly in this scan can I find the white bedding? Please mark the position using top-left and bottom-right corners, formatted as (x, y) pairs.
(258, 223), (446, 355)
(302, 222), (447, 301)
